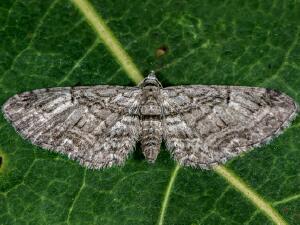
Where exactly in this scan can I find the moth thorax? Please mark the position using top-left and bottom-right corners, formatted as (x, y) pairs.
(141, 87), (161, 115)
(140, 104), (161, 115)
(141, 120), (162, 162)
(142, 86), (160, 99)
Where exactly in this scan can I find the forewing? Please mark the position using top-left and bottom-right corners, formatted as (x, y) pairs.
(2, 86), (141, 169)
(162, 85), (298, 169)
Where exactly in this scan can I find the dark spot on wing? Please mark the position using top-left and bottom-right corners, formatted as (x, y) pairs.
(226, 89), (231, 104)
(70, 87), (75, 103)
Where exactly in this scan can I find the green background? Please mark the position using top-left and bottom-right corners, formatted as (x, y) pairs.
(0, 0), (299, 224)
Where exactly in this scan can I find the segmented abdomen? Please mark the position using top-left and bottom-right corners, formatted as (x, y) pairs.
(140, 117), (162, 162)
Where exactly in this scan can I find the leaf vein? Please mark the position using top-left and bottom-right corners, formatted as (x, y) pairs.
(273, 193), (300, 206)
(215, 166), (289, 225)
(66, 168), (87, 224)
(262, 27), (300, 86)
(157, 164), (180, 225)
(57, 38), (100, 85)
(0, 0), (61, 83)
(70, 0), (144, 83)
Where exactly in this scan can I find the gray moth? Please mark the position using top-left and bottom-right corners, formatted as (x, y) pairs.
(2, 72), (298, 169)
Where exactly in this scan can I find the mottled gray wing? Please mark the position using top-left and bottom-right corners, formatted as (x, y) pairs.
(162, 85), (298, 169)
(2, 86), (141, 169)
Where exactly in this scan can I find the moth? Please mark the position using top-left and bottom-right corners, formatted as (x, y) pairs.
(2, 72), (298, 169)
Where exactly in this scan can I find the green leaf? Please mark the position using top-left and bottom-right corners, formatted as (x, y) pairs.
(0, 0), (299, 225)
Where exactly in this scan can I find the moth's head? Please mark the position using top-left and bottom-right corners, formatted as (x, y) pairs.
(139, 71), (162, 88)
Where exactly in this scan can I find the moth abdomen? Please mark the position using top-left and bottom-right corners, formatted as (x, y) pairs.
(140, 119), (162, 162)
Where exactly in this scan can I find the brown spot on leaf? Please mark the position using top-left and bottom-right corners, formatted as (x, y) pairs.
(155, 45), (168, 58)
(0, 156), (2, 168)
(283, 207), (289, 213)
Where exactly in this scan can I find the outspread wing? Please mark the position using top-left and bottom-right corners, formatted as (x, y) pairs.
(2, 86), (141, 169)
(162, 85), (298, 169)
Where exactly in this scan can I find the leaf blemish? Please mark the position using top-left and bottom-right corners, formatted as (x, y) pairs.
(156, 45), (168, 58)
(0, 156), (2, 168)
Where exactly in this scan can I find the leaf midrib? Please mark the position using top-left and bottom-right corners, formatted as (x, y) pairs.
(71, 0), (143, 84)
